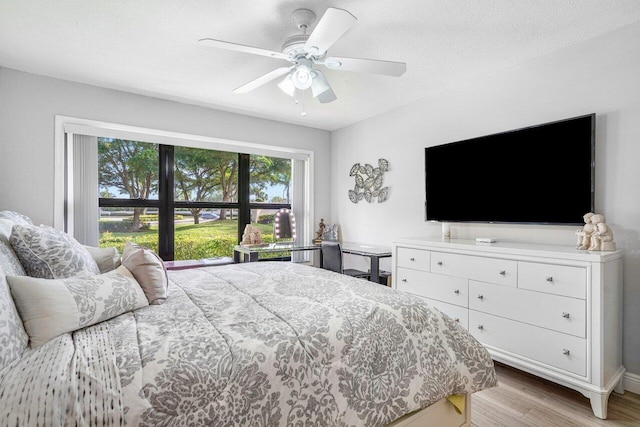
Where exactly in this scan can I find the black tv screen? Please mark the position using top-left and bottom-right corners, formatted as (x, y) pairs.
(425, 114), (595, 225)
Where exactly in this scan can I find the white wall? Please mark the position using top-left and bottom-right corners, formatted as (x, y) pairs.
(331, 24), (640, 376)
(0, 68), (331, 228)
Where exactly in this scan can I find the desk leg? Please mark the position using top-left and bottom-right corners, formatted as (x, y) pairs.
(318, 249), (323, 268)
(370, 257), (380, 283)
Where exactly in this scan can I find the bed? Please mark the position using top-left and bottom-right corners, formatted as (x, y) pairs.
(0, 211), (497, 426)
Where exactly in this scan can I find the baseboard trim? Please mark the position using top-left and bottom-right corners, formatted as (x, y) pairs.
(624, 372), (640, 394)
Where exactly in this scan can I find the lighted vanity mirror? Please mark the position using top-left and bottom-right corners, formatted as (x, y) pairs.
(274, 208), (296, 242)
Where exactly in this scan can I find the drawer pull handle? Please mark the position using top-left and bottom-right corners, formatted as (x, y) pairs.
(409, 257), (416, 261)
(499, 270), (506, 276)
(454, 289), (460, 295)
(454, 317), (460, 322)
(562, 312), (570, 318)
(437, 261), (443, 266)
(477, 325), (484, 330)
(477, 294), (484, 300)
(562, 349), (570, 356)
(546, 276), (554, 282)
(401, 278), (407, 282)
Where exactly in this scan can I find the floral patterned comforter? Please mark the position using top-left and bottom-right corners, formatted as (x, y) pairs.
(0, 262), (497, 426)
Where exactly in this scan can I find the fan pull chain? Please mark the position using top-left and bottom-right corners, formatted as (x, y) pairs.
(300, 90), (307, 117)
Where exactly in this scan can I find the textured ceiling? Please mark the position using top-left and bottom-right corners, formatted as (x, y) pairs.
(1, 1), (639, 130)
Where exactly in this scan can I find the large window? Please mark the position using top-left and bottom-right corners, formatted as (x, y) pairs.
(97, 139), (292, 260)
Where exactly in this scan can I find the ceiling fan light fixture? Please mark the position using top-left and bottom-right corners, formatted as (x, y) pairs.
(277, 74), (296, 97)
(310, 71), (330, 97)
(292, 64), (313, 89)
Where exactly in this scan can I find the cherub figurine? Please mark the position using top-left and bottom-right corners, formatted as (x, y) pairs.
(576, 212), (595, 250)
(314, 218), (326, 243)
(588, 214), (616, 251)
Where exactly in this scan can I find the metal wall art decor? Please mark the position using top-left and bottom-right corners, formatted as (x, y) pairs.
(348, 159), (390, 203)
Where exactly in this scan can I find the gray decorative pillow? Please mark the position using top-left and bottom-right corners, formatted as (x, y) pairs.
(7, 265), (149, 347)
(84, 246), (121, 274)
(10, 224), (100, 279)
(121, 242), (168, 305)
(0, 227), (26, 278)
(0, 270), (29, 370)
(0, 212), (33, 369)
(0, 211), (34, 228)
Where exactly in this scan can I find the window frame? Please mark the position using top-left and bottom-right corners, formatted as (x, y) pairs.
(97, 147), (293, 260)
(55, 116), (313, 260)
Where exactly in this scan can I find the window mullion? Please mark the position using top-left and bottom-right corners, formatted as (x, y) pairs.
(158, 144), (175, 260)
(237, 153), (251, 243)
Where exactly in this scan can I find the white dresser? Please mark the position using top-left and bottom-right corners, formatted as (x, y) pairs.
(392, 237), (624, 419)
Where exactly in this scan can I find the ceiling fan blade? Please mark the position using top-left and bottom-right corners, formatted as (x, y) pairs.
(199, 38), (290, 61)
(316, 86), (337, 104)
(322, 56), (407, 77)
(303, 8), (356, 56)
(233, 66), (294, 94)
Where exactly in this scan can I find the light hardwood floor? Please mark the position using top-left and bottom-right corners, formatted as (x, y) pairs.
(472, 362), (640, 426)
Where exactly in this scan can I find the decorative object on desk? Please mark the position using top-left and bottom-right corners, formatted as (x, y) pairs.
(314, 218), (326, 244)
(241, 224), (263, 246)
(587, 214), (616, 251)
(576, 212), (596, 250)
(274, 208), (296, 241)
(348, 158), (390, 204)
(323, 223), (339, 241)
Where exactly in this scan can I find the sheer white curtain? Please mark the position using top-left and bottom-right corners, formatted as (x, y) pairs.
(291, 158), (310, 263)
(67, 134), (99, 245)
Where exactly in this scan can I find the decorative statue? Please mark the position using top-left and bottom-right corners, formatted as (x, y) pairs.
(314, 219), (326, 244)
(575, 212), (595, 250)
(588, 214), (616, 251)
(241, 224), (263, 246)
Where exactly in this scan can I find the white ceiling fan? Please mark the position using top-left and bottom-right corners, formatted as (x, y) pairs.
(199, 7), (406, 108)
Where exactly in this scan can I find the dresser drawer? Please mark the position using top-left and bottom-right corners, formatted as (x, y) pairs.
(470, 311), (586, 377)
(396, 247), (430, 271)
(419, 297), (469, 330)
(518, 262), (587, 299)
(397, 269), (468, 307)
(431, 252), (517, 287)
(396, 267), (429, 295)
(469, 281), (586, 337)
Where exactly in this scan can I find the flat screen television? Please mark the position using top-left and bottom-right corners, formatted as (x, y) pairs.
(425, 114), (595, 225)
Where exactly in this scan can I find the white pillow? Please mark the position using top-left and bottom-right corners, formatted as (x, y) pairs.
(121, 242), (168, 305)
(10, 224), (100, 279)
(84, 245), (121, 273)
(7, 265), (149, 347)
